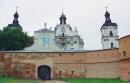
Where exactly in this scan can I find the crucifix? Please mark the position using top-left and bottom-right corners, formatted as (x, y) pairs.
(16, 7), (19, 11)
(62, 9), (64, 14)
(105, 6), (108, 11)
(44, 22), (47, 29)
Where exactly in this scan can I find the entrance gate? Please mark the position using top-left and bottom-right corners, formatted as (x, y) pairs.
(38, 65), (51, 80)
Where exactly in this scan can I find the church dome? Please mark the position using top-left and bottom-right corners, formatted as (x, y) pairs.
(35, 28), (51, 32)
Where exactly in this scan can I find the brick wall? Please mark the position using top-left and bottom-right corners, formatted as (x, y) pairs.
(119, 35), (130, 80)
(120, 59), (130, 80)
(2, 49), (121, 79)
(0, 52), (4, 76)
(53, 49), (120, 78)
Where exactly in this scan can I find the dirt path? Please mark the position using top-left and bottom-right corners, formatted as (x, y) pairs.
(38, 80), (66, 83)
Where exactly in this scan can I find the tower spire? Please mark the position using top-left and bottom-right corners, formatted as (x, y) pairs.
(60, 9), (66, 24)
(104, 7), (111, 23)
(13, 7), (19, 24)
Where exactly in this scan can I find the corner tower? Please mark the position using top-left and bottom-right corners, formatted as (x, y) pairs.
(101, 8), (119, 49)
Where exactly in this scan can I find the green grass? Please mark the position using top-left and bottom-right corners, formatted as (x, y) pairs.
(0, 77), (37, 83)
(61, 78), (129, 83)
(0, 77), (129, 83)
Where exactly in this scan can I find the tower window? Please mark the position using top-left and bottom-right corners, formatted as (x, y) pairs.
(55, 27), (57, 31)
(69, 27), (72, 31)
(123, 51), (126, 57)
(111, 43), (113, 48)
(104, 39), (109, 41)
(61, 43), (65, 46)
(114, 27), (117, 29)
(74, 41), (77, 44)
(62, 33), (64, 37)
(110, 31), (113, 36)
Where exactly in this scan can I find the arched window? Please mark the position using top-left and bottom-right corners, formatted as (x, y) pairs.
(111, 43), (113, 48)
(71, 71), (74, 74)
(110, 31), (113, 36)
(59, 71), (62, 76)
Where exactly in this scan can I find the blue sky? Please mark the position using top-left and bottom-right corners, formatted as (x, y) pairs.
(0, 0), (129, 50)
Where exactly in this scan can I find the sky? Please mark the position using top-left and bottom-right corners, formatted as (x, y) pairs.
(0, 0), (129, 50)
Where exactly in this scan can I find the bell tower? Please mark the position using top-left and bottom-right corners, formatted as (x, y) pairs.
(60, 12), (66, 24)
(6, 7), (22, 30)
(101, 7), (119, 49)
(13, 10), (19, 24)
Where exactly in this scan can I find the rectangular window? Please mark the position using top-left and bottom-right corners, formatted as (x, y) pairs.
(74, 41), (77, 44)
(104, 39), (109, 41)
(111, 43), (113, 48)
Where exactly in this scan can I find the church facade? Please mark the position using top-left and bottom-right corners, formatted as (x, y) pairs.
(0, 9), (130, 81)
(25, 12), (84, 51)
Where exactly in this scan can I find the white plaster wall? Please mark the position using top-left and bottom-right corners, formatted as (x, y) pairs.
(55, 24), (78, 36)
(102, 37), (119, 49)
(101, 26), (119, 49)
(25, 23), (83, 51)
(101, 26), (118, 36)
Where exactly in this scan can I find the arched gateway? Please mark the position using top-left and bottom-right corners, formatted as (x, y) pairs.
(38, 65), (51, 80)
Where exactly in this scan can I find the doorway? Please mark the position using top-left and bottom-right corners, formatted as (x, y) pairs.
(38, 65), (51, 80)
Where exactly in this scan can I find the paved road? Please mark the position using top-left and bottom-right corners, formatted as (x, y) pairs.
(38, 80), (66, 83)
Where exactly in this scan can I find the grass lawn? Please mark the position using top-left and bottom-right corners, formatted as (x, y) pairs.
(0, 77), (129, 83)
(62, 78), (129, 83)
(0, 77), (37, 83)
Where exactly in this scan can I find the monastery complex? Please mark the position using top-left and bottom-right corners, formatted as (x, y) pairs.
(0, 9), (130, 80)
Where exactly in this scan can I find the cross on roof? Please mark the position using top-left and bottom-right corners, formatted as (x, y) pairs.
(16, 7), (19, 11)
(44, 22), (47, 28)
(62, 9), (64, 14)
(105, 6), (108, 11)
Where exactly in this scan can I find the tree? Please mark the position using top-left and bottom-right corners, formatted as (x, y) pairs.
(0, 30), (3, 50)
(0, 28), (33, 50)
